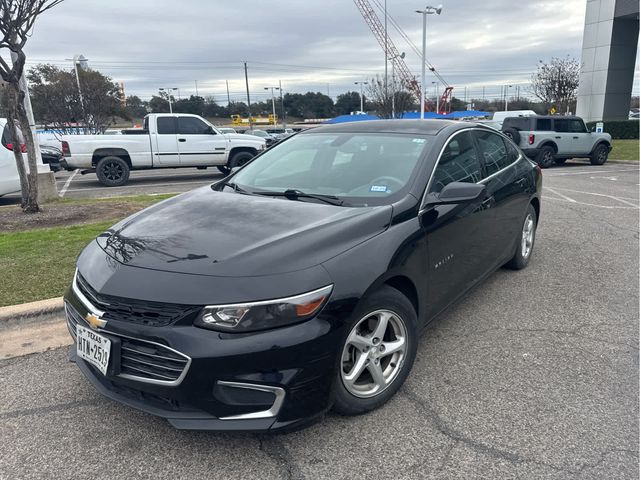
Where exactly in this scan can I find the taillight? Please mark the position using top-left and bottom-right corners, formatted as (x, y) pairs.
(5, 142), (13, 151)
(528, 134), (535, 145)
(61, 141), (71, 156)
(6, 143), (27, 153)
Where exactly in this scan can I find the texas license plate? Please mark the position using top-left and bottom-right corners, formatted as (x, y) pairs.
(76, 324), (111, 376)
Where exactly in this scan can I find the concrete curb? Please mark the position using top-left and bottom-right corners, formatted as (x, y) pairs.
(0, 297), (64, 331)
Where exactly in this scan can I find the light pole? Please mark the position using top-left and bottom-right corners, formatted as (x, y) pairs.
(432, 81), (440, 114)
(66, 55), (88, 116)
(389, 52), (405, 118)
(354, 81), (368, 113)
(264, 86), (280, 126)
(279, 80), (286, 129)
(504, 84), (512, 111)
(416, 5), (442, 120)
(159, 87), (178, 114)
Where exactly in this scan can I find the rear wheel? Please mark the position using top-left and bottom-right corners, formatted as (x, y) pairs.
(505, 204), (537, 270)
(229, 151), (255, 169)
(590, 144), (609, 165)
(96, 156), (130, 187)
(554, 158), (567, 165)
(333, 285), (417, 416)
(535, 146), (555, 169)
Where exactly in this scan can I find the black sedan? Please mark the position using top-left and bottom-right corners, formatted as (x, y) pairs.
(64, 120), (542, 432)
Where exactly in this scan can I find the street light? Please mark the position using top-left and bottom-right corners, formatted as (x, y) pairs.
(389, 52), (405, 118)
(66, 55), (88, 116)
(432, 80), (440, 114)
(159, 87), (178, 114)
(415, 5), (442, 120)
(264, 86), (281, 126)
(354, 81), (368, 113)
(504, 84), (512, 111)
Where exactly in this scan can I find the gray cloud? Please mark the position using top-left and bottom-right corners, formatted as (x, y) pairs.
(20, 0), (640, 103)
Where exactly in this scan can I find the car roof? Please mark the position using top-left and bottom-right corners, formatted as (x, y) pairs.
(305, 119), (460, 136)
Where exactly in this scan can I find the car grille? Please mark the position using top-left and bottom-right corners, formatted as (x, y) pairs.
(75, 273), (199, 327)
(65, 302), (191, 385)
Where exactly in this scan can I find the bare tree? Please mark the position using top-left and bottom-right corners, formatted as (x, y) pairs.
(366, 75), (416, 119)
(0, 0), (63, 213)
(530, 56), (580, 115)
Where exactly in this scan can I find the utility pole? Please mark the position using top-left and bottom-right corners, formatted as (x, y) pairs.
(226, 80), (231, 105)
(279, 80), (286, 129)
(504, 84), (512, 111)
(384, 0), (388, 102)
(244, 62), (252, 129)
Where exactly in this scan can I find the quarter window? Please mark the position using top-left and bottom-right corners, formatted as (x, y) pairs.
(430, 131), (482, 192)
(157, 117), (177, 135)
(178, 117), (211, 135)
(474, 130), (511, 176)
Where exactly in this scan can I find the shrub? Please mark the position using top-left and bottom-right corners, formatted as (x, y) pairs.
(586, 120), (639, 139)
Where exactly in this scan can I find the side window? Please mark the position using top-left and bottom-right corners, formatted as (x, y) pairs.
(431, 131), (482, 192)
(536, 118), (552, 131)
(568, 119), (586, 133)
(554, 119), (570, 133)
(505, 141), (520, 163)
(178, 117), (211, 135)
(474, 130), (510, 176)
(157, 117), (177, 135)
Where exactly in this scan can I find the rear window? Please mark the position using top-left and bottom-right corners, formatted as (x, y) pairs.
(157, 117), (177, 135)
(535, 118), (553, 131)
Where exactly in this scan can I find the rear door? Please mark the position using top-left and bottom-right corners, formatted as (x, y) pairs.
(473, 129), (530, 266)
(176, 116), (227, 165)
(153, 116), (180, 166)
(422, 130), (491, 317)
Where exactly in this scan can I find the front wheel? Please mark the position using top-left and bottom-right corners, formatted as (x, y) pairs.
(229, 151), (255, 169)
(535, 146), (555, 169)
(333, 285), (418, 416)
(96, 156), (130, 187)
(505, 204), (537, 270)
(590, 144), (609, 165)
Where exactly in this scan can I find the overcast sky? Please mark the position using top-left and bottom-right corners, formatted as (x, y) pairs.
(22, 0), (640, 104)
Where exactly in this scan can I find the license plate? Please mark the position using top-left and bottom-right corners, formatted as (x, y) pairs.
(76, 324), (111, 376)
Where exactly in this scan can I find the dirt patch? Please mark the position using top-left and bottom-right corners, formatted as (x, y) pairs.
(0, 201), (150, 232)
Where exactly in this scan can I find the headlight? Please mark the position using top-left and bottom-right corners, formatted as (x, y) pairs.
(194, 285), (333, 332)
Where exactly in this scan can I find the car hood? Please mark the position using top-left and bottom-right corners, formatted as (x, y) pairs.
(96, 186), (392, 277)
(224, 133), (266, 146)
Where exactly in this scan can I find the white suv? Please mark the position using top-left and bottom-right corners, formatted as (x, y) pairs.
(0, 119), (22, 197)
(501, 115), (612, 168)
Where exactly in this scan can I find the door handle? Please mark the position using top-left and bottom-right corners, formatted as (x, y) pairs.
(516, 177), (527, 187)
(178, 138), (186, 142)
(481, 196), (494, 209)
(572, 136), (579, 139)
(554, 136), (561, 139)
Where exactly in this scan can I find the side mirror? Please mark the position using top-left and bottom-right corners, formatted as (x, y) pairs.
(424, 182), (486, 207)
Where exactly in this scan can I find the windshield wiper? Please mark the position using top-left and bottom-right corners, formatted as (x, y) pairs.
(219, 181), (252, 195)
(253, 189), (346, 206)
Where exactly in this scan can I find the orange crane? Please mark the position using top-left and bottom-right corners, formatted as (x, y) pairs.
(353, 0), (452, 114)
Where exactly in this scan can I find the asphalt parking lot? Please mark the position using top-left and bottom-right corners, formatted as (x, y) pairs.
(1, 163), (638, 479)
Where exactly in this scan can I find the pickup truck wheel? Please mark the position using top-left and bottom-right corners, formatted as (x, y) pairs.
(535, 146), (555, 169)
(217, 166), (231, 175)
(229, 151), (254, 169)
(503, 128), (521, 144)
(590, 144), (609, 165)
(96, 156), (130, 187)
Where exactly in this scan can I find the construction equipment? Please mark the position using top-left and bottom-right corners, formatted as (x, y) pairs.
(353, 0), (452, 113)
(230, 114), (278, 126)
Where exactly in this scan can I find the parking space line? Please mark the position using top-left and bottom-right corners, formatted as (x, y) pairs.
(543, 187), (639, 209)
(545, 186), (639, 205)
(544, 187), (577, 203)
(58, 169), (79, 197)
(545, 168), (640, 177)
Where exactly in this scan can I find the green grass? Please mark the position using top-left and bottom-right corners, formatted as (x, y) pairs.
(50, 193), (178, 206)
(611, 139), (639, 161)
(0, 221), (115, 307)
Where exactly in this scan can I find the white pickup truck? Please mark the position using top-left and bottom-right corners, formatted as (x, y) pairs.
(60, 113), (267, 186)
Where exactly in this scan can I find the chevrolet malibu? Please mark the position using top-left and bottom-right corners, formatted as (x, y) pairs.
(65, 120), (542, 431)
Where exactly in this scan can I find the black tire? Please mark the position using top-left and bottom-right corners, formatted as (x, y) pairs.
(333, 285), (418, 416)
(505, 204), (537, 270)
(535, 145), (555, 169)
(229, 150), (255, 169)
(503, 128), (521, 144)
(554, 158), (568, 165)
(95, 156), (130, 187)
(217, 165), (231, 175)
(590, 144), (609, 165)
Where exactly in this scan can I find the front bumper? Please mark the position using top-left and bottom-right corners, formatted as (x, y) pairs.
(64, 292), (344, 432)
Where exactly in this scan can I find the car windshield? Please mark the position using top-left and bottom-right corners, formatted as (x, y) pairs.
(250, 130), (268, 137)
(228, 132), (431, 206)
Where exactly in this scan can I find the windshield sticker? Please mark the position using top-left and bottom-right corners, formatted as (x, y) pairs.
(412, 138), (426, 144)
(370, 185), (388, 192)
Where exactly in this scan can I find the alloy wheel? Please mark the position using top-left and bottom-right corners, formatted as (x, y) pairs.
(103, 162), (123, 181)
(521, 213), (534, 259)
(341, 309), (407, 398)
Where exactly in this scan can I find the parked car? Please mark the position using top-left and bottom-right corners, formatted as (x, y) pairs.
(40, 144), (63, 172)
(244, 129), (277, 146)
(265, 128), (294, 140)
(218, 127), (238, 134)
(60, 114), (267, 186)
(0, 118), (21, 197)
(65, 119), (541, 432)
(501, 115), (612, 168)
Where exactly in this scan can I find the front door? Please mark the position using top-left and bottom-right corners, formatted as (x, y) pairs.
(567, 118), (591, 155)
(422, 130), (491, 318)
(154, 116), (180, 166)
(177, 117), (227, 165)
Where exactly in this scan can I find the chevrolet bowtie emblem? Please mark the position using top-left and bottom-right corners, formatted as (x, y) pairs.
(85, 312), (107, 330)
